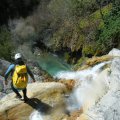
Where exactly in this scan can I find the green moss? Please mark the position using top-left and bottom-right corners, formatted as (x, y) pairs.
(75, 34), (85, 51)
(90, 4), (112, 19)
(64, 52), (70, 62)
(82, 43), (96, 56)
(77, 57), (87, 65)
(79, 19), (89, 29)
(73, 56), (88, 70)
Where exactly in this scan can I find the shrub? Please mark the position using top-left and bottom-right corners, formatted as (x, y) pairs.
(70, 0), (98, 17)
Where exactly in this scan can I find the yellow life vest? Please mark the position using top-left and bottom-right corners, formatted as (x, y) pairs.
(12, 65), (28, 89)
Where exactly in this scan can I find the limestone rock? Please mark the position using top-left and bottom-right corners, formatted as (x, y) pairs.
(0, 82), (68, 120)
(86, 55), (113, 66)
(108, 48), (120, 57)
(59, 79), (75, 91)
(83, 58), (120, 120)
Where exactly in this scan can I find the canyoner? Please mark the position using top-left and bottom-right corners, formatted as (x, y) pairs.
(12, 64), (28, 89)
(4, 53), (36, 102)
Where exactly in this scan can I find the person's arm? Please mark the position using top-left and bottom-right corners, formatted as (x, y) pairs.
(26, 66), (36, 82)
(4, 64), (15, 85)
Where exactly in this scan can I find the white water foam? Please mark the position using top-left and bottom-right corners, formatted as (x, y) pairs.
(29, 62), (111, 118)
(29, 111), (43, 120)
(54, 62), (109, 81)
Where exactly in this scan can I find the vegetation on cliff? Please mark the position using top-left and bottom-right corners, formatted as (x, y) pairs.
(0, 0), (119, 64)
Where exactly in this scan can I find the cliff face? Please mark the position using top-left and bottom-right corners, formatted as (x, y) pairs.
(0, 82), (68, 120)
(0, 59), (10, 76)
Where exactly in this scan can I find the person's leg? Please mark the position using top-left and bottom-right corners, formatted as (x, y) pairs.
(11, 82), (22, 98)
(22, 88), (29, 102)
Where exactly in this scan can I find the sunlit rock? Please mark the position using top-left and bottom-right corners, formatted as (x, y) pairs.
(108, 48), (120, 57)
(0, 82), (68, 120)
(86, 55), (113, 66)
(59, 79), (75, 91)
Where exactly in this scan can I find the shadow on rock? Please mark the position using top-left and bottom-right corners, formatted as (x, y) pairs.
(26, 98), (52, 114)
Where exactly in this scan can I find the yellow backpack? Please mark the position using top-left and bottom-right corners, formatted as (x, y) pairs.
(12, 65), (28, 89)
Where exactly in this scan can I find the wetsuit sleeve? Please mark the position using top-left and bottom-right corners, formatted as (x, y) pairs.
(26, 66), (35, 80)
(4, 64), (15, 80)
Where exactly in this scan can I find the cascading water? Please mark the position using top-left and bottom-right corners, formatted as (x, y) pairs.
(55, 61), (111, 111)
(54, 62), (110, 81)
(29, 61), (111, 120)
(29, 111), (43, 120)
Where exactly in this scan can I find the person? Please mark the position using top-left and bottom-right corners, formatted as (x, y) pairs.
(4, 53), (36, 102)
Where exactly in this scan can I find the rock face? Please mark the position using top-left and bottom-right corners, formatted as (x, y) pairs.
(59, 79), (75, 91)
(0, 76), (4, 91)
(86, 55), (113, 66)
(0, 82), (68, 120)
(0, 59), (10, 76)
(80, 58), (120, 120)
(108, 48), (120, 57)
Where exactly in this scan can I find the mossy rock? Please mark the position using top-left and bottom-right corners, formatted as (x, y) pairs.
(64, 52), (70, 63)
(82, 44), (96, 57)
(75, 34), (85, 51)
(73, 57), (88, 70)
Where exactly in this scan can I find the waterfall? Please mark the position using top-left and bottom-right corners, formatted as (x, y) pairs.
(54, 62), (110, 81)
(55, 61), (111, 111)
(29, 61), (111, 119)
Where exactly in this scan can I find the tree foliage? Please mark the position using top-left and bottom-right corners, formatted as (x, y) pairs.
(97, 0), (120, 54)
(0, 26), (13, 60)
(70, 0), (98, 17)
(0, 0), (39, 25)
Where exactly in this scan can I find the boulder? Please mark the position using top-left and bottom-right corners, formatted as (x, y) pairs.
(0, 82), (68, 120)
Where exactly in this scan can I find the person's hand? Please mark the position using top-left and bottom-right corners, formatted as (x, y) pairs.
(5, 80), (8, 85)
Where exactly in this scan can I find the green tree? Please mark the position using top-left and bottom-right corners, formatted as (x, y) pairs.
(96, 0), (120, 54)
